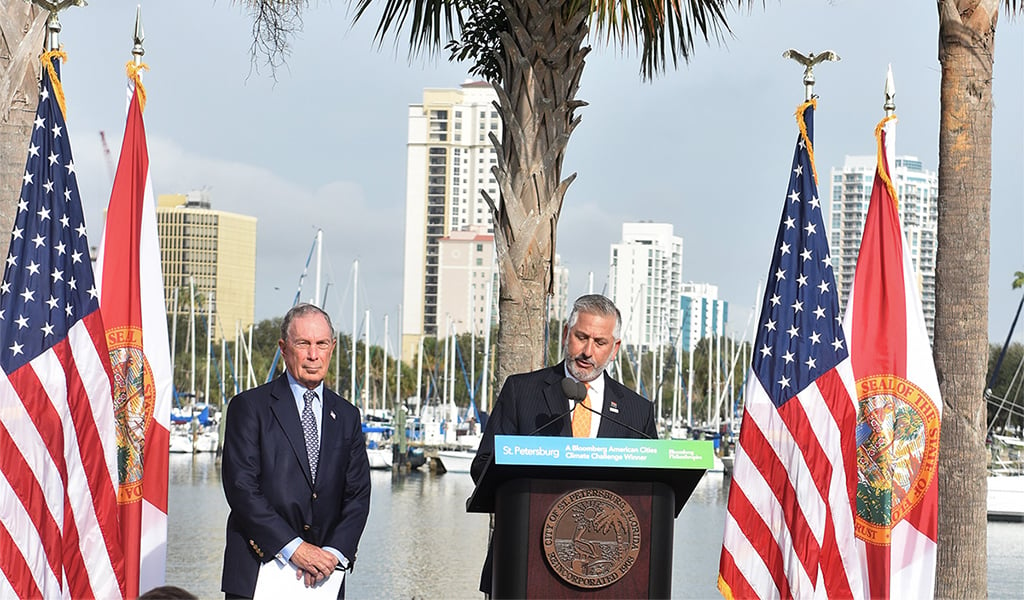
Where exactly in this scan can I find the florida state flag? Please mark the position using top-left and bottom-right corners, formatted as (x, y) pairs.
(95, 62), (173, 597)
(843, 115), (942, 598)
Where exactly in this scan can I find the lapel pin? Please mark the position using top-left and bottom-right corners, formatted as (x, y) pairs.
(330, 410), (337, 420)
(610, 402), (619, 414)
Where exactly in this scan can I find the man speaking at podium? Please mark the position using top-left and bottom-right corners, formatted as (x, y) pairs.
(470, 294), (657, 595)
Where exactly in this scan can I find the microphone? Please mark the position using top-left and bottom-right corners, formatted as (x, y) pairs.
(526, 378), (587, 436)
(564, 376), (654, 440)
(561, 377), (588, 403)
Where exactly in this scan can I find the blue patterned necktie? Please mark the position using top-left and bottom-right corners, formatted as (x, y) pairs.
(301, 389), (319, 480)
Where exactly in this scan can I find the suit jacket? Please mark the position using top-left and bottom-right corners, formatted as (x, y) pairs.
(469, 362), (657, 593)
(470, 362), (658, 482)
(220, 374), (371, 598)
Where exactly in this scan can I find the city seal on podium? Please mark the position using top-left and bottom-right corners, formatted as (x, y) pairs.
(542, 487), (641, 589)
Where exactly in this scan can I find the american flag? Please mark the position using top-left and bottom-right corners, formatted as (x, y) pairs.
(0, 56), (125, 598)
(718, 101), (865, 599)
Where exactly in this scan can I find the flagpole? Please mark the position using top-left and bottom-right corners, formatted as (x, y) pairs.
(883, 66), (897, 176)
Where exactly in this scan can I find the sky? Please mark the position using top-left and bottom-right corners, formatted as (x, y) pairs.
(51, 1), (1023, 350)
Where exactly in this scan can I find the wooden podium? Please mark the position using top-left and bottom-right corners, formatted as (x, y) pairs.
(467, 436), (713, 598)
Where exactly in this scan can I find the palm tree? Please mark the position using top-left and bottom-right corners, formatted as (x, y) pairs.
(934, 1), (1020, 596)
(238, 0), (747, 389)
(0, 4), (48, 261)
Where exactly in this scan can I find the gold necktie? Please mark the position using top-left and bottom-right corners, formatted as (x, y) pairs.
(572, 383), (591, 438)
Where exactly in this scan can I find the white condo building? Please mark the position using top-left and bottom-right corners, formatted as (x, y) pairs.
(679, 283), (728, 353)
(829, 155), (938, 337)
(608, 222), (683, 351)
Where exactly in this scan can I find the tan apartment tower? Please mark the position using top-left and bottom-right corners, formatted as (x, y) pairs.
(401, 82), (500, 360)
(156, 191), (257, 341)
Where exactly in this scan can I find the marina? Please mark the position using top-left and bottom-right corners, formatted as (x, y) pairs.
(165, 452), (1023, 599)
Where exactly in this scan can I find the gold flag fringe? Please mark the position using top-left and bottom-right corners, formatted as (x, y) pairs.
(40, 49), (68, 119)
(126, 61), (149, 113)
(795, 98), (819, 185)
(874, 114), (899, 210)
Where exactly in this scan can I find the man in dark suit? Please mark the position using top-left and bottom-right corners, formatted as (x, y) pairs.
(470, 294), (658, 594)
(221, 303), (370, 598)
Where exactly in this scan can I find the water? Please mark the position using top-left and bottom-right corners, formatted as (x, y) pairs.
(166, 454), (1022, 599)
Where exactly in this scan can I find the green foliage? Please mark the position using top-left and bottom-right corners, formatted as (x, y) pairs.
(444, 0), (506, 82)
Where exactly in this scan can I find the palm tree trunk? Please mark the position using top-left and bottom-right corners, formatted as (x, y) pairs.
(0, 5), (46, 261)
(488, 0), (589, 389)
(934, 1), (999, 596)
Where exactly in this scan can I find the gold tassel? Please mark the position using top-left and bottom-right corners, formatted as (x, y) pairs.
(40, 49), (68, 119)
(126, 61), (150, 113)
(874, 114), (900, 210)
(795, 98), (819, 185)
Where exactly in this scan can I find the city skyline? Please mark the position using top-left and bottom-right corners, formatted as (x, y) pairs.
(50, 1), (1023, 350)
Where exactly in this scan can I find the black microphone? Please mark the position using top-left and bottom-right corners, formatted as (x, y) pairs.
(526, 378), (587, 436)
(566, 377), (655, 440)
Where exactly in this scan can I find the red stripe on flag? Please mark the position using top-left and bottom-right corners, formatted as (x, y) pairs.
(60, 493), (95, 600)
(718, 548), (759, 600)
(724, 480), (792, 597)
(0, 521), (43, 599)
(738, 408), (821, 583)
(0, 418), (63, 585)
(56, 317), (126, 595)
(5, 366), (69, 581)
(818, 505), (854, 598)
(777, 397), (855, 598)
(817, 369), (860, 500)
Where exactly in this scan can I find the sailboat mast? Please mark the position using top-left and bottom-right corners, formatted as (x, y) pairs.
(205, 293), (213, 405)
(416, 335), (424, 416)
(687, 337), (694, 429)
(170, 287), (178, 379)
(189, 275), (196, 401)
(351, 260), (358, 406)
(382, 314), (389, 410)
(313, 229), (322, 306)
(395, 305), (402, 408)
(481, 273), (494, 414)
(363, 309), (370, 415)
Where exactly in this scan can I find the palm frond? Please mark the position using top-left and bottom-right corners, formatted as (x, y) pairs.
(590, 0), (755, 79)
(352, 0), (464, 56)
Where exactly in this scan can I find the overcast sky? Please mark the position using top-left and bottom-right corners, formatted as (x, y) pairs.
(53, 1), (1022, 349)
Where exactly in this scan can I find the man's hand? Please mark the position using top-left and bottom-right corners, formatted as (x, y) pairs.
(290, 541), (340, 587)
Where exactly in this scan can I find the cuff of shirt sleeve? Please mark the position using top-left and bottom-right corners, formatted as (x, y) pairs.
(279, 537), (302, 563)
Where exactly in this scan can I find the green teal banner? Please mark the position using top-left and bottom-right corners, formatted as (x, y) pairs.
(493, 435), (714, 469)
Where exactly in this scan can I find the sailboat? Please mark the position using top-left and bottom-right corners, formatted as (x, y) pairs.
(985, 290), (1024, 521)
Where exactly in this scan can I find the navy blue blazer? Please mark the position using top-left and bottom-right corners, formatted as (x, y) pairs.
(470, 361), (658, 482)
(220, 374), (370, 598)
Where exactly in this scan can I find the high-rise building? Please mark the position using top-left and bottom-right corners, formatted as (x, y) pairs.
(608, 222), (683, 351)
(679, 282), (728, 352)
(829, 155), (937, 337)
(437, 230), (497, 337)
(402, 82), (501, 360)
(550, 254), (570, 324)
(156, 191), (257, 341)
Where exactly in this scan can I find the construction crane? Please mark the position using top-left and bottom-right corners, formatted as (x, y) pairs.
(99, 130), (116, 183)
